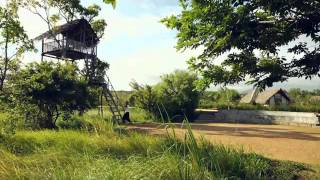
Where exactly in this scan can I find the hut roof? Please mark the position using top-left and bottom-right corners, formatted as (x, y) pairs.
(256, 88), (290, 104)
(241, 88), (291, 104)
(35, 18), (99, 45)
(310, 96), (320, 102)
(240, 91), (255, 103)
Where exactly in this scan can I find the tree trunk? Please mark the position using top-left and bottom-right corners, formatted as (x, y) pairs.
(43, 112), (57, 129)
(78, 110), (84, 116)
(39, 107), (57, 129)
(100, 91), (104, 117)
(0, 27), (9, 91)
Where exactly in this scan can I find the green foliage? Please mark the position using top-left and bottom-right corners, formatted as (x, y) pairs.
(82, 4), (107, 39)
(128, 108), (154, 122)
(82, 58), (110, 84)
(130, 70), (200, 122)
(162, 0), (320, 89)
(114, 90), (132, 106)
(56, 113), (116, 133)
(48, 0), (84, 22)
(0, 1), (34, 91)
(199, 88), (241, 109)
(90, 19), (107, 39)
(287, 88), (320, 112)
(0, 2), (32, 51)
(0, 112), (16, 140)
(87, 107), (153, 123)
(56, 115), (93, 131)
(130, 81), (159, 117)
(10, 61), (97, 129)
(155, 70), (200, 121)
(103, 0), (116, 9)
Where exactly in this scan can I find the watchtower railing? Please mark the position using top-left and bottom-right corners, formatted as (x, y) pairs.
(43, 39), (96, 56)
(43, 40), (62, 53)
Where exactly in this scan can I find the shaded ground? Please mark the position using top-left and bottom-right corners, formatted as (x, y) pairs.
(128, 123), (320, 165)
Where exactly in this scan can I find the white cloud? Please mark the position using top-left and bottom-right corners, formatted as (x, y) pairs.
(107, 46), (200, 90)
(18, 9), (48, 39)
(103, 13), (165, 42)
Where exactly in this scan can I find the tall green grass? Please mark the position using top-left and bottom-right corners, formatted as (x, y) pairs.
(0, 113), (311, 179)
(87, 107), (154, 123)
(167, 120), (309, 179)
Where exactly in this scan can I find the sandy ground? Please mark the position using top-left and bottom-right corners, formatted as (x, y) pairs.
(128, 123), (320, 165)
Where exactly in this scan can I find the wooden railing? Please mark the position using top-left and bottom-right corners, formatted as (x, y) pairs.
(43, 40), (62, 52)
(43, 39), (96, 55)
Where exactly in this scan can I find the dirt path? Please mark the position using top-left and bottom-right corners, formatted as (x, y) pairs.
(128, 123), (320, 165)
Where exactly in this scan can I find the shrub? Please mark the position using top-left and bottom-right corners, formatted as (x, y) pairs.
(155, 70), (200, 121)
(129, 81), (159, 116)
(56, 113), (116, 135)
(0, 112), (17, 140)
(199, 88), (241, 109)
(10, 61), (98, 129)
(130, 70), (200, 122)
(56, 115), (95, 131)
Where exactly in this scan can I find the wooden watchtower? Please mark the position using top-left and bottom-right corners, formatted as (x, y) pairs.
(36, 18), (124, 122)
(36, 18), (98, 61)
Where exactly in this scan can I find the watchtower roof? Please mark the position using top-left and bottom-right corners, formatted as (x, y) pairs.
(35, 18), (99, 46)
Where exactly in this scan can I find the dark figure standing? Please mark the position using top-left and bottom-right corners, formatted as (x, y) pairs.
(122, 101), (131, 123)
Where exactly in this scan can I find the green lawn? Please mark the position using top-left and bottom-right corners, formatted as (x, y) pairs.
(0, 114), (315, 179)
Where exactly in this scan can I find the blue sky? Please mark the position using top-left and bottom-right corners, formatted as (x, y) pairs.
(17, 0), (320, 91)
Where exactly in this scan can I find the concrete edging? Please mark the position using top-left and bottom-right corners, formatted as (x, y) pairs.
(196, 109), (320, 126)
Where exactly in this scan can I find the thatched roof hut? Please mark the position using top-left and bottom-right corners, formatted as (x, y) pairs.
(310, 96), (320, 102)
(241, 88), (292, 105)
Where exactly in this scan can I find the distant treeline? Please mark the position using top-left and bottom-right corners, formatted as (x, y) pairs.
(199, 88), (320, 113)
(113, 88), (320, 113)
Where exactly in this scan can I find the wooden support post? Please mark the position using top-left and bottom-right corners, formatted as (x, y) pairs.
(100, 89), (104, 117)
(41, 38), (44, 62)
(62, 36), (66, 59)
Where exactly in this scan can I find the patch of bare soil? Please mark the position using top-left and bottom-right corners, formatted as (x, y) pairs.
(128, 123), (320, 165)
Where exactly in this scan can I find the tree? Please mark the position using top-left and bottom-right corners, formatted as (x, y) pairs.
(199, 88), (240, 109)
(0, 1), (34, 91)
(162, 0), (320, 89)
(155, 70), (200, 121)
(130, 81), (158, 115)
(11, 61), (95, 129)
(130, 70), (200, 121)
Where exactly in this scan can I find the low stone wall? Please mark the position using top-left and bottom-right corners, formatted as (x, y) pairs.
(196, 110), (320, 126)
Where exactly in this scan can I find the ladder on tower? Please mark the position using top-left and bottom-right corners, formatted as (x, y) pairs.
(101, 76), (124, 123)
